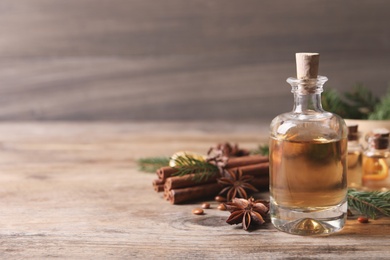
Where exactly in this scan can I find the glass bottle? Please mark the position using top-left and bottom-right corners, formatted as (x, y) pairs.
(362, 129), (390, 191)
(269, 53), (348, 236)
(347, 125), (363, 188)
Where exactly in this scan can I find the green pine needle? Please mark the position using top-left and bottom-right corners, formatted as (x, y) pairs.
(369, 87), (390, 120)
(344, 84), (379, 119)
(172, 155), (219, 182)
(322, 88), (350, 118)
(347, 189), (390, 219)
(137, 157), (170, 173)
(322, 84), (390, 120)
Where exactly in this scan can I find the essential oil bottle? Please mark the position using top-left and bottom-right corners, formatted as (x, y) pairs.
(269, 53), (348, 236)
(347, 125), (363, 188)
(362, 129), (390, 191)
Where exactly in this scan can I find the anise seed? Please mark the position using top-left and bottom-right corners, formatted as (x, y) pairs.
(192, 208), (204, 215)
(217, 204), (227, 210)
(201, 203), (210, 209)
(215, 196), (227, 202)
(357, 216), (369, 223)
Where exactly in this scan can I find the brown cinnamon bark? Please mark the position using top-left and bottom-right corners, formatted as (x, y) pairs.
(152, 179), (164, 185)
(164, 189), (171, 201)
(153, 184), (164, 192)
(152, 179), (165, 192)
(164, 174), (218, 191)
(169, 183), (221, 204)
(156, 155), (267, 181)
(156, 166), (178, 181)
(226, 155), (269, 169)
(231, 162), (269, 178)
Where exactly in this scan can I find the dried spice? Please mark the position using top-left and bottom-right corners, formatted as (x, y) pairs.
(217, 204), (227, 210)
(192, 208), (204, 215)
(357, 216), (369, 223)
(201, 203), (211, 209)
(218, 169), (258, 201)
(208, 143), (250, 158)
(225, 197), (269, 230)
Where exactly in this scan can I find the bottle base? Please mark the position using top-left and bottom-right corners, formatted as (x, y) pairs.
(270, 199), (347, 236)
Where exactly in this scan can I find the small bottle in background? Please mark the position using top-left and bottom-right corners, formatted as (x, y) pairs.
(347, 125), (363, 188)
(362, 128), (390, 191)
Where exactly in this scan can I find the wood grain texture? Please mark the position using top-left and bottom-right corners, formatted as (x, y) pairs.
(0, 122), (388, 259)
(0, 1), (389, 121)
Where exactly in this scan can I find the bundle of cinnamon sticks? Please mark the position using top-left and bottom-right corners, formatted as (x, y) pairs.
(152, 155), (270, 204)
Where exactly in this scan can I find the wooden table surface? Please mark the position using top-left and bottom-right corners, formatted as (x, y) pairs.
(0, 122), (389, 259)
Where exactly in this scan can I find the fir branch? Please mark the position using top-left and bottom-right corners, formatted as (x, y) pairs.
(347, 189), (390, 219)
(172, 155), (219, 182)
(343, 84), (379, 119)
(322, 84), (390, 120)
(369, 87), (390, 120)
(137, 157), (170, 173)
(322, 89), (350, 118)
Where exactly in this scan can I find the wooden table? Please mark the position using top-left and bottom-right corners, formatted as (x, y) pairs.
(0, 122), (389, 259)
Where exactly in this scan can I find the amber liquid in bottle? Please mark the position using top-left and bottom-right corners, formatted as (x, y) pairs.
(347, 150), (362, 188)
(346, 125), (363, 188)
(270, 138), (346, 209)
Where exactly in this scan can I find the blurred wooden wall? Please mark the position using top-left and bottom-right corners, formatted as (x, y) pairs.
(0, 0), (389, 121)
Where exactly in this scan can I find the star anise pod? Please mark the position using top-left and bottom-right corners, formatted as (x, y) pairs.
(217, 169), (258, 201)
(225, 197), (269, 230)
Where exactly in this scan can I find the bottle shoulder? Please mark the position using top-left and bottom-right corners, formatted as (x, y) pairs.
(270, 111), (347, 141)
(363, 149), (390, 158)
(271, 110), (344, 122)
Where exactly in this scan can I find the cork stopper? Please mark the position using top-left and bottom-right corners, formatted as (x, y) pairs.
(348, 124), (359, 141)
(296, 53), (320, 79)
(368, 128), (389, 150)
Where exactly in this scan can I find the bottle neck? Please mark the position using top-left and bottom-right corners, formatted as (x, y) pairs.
(287, 76), (327, 114)
(292, 92), (323, 114)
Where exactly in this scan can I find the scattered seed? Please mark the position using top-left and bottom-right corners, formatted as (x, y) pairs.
(192, 208), (204, 215)
(357, 216), (369, 223)
(215, 196), (227, 202)
(201, 203), (210, 209)
(217, 203), (227, 211)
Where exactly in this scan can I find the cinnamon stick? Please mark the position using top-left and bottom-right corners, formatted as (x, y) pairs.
(156, 155), (267, 181)
(168, 183), (221, 204)
(164, 174), (218, 191)
(225, 155), (269, 169)
(153, 184), (164, 192)
(164, 189), (171, 201)
(164, 162), (268, 191)
(152, 179), (164, 185)
(231, 162), (269, 178)
(156, 166), (178, 181)
(152, 179), (165, 192)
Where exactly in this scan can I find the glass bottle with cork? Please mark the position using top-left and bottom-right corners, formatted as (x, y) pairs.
(362, 128), (390, 191)
(347, 125), (363, 188)
(269, 53), (348, 236)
